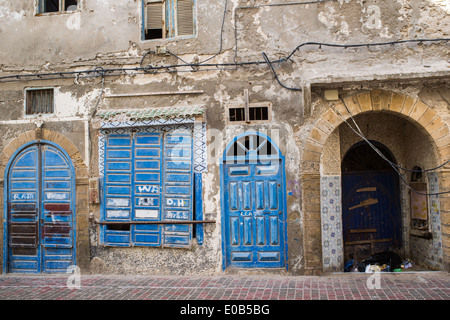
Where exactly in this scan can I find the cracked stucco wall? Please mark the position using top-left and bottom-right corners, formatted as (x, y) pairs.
(0, 0), (448, 274)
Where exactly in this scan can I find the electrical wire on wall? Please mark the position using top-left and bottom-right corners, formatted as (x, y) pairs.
(262, 52), (302, 91)
(238, 0), (339, 9)
(0, 0), (449, 84)
(140, 0), (229, 70)
(332, 99), (450, 196)
(90, 67), (106, 118)
(0, 2), (448, 194)
(2, 38), (449, 85)
(1, 0), (450, 85)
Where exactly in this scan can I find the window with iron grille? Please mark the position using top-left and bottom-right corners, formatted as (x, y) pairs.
(37, 0), (78, 13)
(228, 104), (271, 123)
(143, 0), (195, 40)
(25, 88), (54, 115)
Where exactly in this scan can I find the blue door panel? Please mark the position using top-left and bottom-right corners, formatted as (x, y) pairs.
(230, 217), (239, 245)
(223, 158), (286, 269)
(11, 260), (38, 272)
(232, 252), (252, 261)
(256, 217), (265, 245)
(41, 145), (74, 273)
(44, 170), (70, 178)
(11, 170), (36, 179)
(229, 182), (238, 210)
(7, 143), (75, 273)
(43, 260), (72, 272)
(229, 167), (249, 175)
(243, 217), (252, 245)
(270, 217), (279, 245)
(259, 252), (280, 261)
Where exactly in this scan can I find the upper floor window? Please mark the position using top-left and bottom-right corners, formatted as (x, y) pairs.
(143, 0), (195, 40)
(227, 103), (272, 124)
(25, 88), (54, 115)
(38, 0), (78, 14)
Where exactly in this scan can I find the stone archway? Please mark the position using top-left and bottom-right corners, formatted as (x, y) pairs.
(301, 90), (450, 273)
(0, 128), (90, 273)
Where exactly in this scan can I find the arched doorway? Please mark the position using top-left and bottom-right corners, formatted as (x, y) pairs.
(4, 141), (76, 273)
(304, 90), (449, 273)
(221, 132), (287, 269)
(341, 141), (401, 262)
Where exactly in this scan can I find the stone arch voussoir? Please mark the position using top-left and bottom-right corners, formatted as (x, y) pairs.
(306, 90), (450, 168)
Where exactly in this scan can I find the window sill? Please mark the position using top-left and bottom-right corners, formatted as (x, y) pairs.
(35, 10), (80, 17)
(141, 34), (196, 43)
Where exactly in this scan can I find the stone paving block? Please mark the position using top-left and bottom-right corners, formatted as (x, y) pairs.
(0, 273), (449, 302)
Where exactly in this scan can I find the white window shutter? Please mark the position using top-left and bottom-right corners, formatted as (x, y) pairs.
(176, 0), (194, 36)
(146, 1), (164, 30)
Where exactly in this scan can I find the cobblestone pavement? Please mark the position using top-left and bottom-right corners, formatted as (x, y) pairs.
(0, 271), (448, 301)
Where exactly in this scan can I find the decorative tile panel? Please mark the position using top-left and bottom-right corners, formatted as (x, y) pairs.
(426, 172), (444, 269)
(320, 175), (344, 272)
(99, 118), (207, 175)
(194, 121), (207, 172)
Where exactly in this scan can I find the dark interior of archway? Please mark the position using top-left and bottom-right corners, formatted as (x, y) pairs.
(342, 141), (397, 173)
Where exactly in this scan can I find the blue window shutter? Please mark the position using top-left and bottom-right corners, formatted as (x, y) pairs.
(162, 130), (193, 248)
(104, 133), (133, 246)
(102, 125), (195, 248)
(132, 132), (163, 246)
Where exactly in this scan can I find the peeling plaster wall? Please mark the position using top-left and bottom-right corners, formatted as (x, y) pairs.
(0, 0), (448, 274)
(234, 0), (449, 82)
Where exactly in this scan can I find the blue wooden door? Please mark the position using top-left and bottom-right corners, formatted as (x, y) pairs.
(7, 143), (75, 273)
(222, 133), (287, 269)
(342, 171), (401, 260)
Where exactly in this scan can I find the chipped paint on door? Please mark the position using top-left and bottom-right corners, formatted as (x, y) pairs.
(5, 142), (76, 273)
(221, 132), (287, 269)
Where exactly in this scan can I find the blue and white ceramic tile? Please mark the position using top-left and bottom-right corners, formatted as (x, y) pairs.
(320, 175), (344, 272)
(99, 118), (207, 175)
(426, 172), (443, 269)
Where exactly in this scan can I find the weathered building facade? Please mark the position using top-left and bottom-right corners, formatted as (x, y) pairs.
(0, 0), (449, 275)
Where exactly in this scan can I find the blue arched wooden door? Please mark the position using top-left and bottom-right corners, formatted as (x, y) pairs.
(5, 142), (76, 273)
(221, 132), (287, 269)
